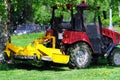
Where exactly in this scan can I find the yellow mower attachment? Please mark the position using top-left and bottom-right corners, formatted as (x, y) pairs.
(35, 43), (69, 64)
(4, 35), (69, 64)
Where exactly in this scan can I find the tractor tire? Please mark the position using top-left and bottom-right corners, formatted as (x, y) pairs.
(68, 42), (92, 69)
(108, 47), (120, 66)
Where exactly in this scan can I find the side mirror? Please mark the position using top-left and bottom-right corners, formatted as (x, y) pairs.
(103, 11), (107, 19)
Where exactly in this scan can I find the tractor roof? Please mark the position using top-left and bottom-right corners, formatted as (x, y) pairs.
(77, 1), (89, 9)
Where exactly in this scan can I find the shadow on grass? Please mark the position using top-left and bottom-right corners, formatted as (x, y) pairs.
(89, 63), (115, 69)
(0, 62), (70, 71)
(0, 57), (118, 71)
(88, 57), (119, 69)
(0, 62), (118, 71)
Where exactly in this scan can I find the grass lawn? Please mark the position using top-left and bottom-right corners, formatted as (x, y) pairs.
(0, 30), (120, 80)
(114, 26), (120, 32)
(0, 63), (120, 80)
(11, 32), (45, 47)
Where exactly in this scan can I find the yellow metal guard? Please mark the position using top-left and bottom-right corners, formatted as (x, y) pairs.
(4, 35), (69, 64)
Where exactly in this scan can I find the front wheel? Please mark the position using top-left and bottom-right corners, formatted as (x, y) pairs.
(108, 47), (120, 66)
(68, 42), (92, 69)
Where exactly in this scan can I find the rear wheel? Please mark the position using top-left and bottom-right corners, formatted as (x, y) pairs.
(108, 47), (120, 66)
(68, 42), (92, 69)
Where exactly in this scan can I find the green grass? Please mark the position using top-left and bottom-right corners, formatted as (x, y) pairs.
(0, 31), (120, 80)
(11, 32), (45, 47)
(0, 63), (120, 80)
(114, 26), (120, 33)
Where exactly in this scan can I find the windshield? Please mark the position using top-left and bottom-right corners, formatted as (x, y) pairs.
(83, 10), (99, 26)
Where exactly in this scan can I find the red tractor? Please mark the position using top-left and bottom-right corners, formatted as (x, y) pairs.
(46, 1), (120, 68)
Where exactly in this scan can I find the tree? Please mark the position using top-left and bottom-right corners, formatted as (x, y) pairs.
(9, 0), (33, 26)
(4, 0), (11, 42)
(0, 0), (10, 53)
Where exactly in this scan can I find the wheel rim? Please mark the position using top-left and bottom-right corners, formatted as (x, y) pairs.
(76, 49), (88, 66)
(114, 53), (120, 65)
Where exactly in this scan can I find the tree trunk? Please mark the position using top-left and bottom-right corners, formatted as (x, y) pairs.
(4, 0), (11, 42)
(0, 22), (8, 53)
(0, 0), (11, 53)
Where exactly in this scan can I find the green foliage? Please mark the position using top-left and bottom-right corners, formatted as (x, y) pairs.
(32, 0), (120, 25)
(0, 0), (120, 26)
(10, 0), (33, 25)
(113, 16), (120, 25)
(0, 1), (6, 22)
(32, 0), (74, 25)
(33, 5), (51, 25)
(102, 15), (120, 27)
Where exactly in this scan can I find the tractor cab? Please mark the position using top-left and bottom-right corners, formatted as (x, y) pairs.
(49, 4), (73, 48)
(72, 1), (103, 53)
(49, 1), (103, 53)
(50, 4), (73, 32)
(71, 1), (89, 31)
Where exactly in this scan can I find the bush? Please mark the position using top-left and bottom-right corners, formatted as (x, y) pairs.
(102, 16), (120, 27)
(113, 16), (120, 25)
